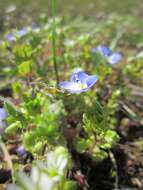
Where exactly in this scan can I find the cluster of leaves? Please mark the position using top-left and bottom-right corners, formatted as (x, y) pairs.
(75, 101), (119, 161)
(5, 93), (65, 153)
(124, 55), (143, 83)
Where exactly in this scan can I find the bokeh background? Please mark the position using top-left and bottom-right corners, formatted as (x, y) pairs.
(0, 0), (143, 28)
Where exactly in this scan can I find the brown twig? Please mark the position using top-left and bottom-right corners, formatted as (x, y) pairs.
(0, 140), (15, 183)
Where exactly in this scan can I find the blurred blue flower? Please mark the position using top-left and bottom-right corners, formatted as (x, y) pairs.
(6, 33), (16, 41)
(16, 27), (29, 37)
(16, 146), (27, 157)
(92, 45), (122, 64)
(0, 108), (7, 134)
(59, 68), (98, 94)
(107, 52), (122, 64)
(6, 27), (29, 41)
(92, 45), (112, 56)
(0, 108), (7, 127)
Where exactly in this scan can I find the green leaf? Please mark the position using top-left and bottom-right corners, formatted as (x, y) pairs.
(4, 102), (19, 118)
(5, 121), (21, 134)
(63, 181), (77, 190)
(92, 147), (108, 162)
(33, 141), (43, 153)
(76, 138), (88, 153)
(4, 102), (26, 124)
(101, 130), (119, 149)
(23, 132), (37, 150)
(12, 82), (22, 96)
(13, 44), (33, 62)
(18, 60), (32, 76)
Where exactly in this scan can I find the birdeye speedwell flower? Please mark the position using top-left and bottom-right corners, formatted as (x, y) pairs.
(92, 45), (122, 64)
(59, 68), (98, 94)
(6, 27), (29, 41)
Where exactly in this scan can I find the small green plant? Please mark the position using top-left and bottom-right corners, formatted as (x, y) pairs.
(5, 92), (65, 153)
(75, 101), (119, 161)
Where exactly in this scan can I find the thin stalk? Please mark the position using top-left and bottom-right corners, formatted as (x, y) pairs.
(109, 151), (119, 189)
(0, 139), (15, 183)
(51, 0), (59, 86)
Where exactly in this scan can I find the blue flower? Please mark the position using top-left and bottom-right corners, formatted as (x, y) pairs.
(59, 69), (98, 94)
(16, 146), (27, 156)
(16, 27), (29, 37)
(0, 108), (7, 134)
(0, 108), (7, 127)
(6, 33), (16, 41)
(92, 45), (122, 64)
(6, 27), (29, 41)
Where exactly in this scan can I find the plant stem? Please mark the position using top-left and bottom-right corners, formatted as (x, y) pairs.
(0, 139), (15, 183)
(51, 0), (59, 87)
(109, 151), (119, 189)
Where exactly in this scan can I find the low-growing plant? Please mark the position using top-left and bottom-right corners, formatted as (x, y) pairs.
(1, 4), (138, 189)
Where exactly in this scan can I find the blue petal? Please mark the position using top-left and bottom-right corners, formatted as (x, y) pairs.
(108, 52), (122, 64)
(16, 146), (26, 156)
(59, 71), (98, 94)
(6, 34), (16, 41)
(70, 71), (88, 83)
(92, 45), (112, 56)
(16, 28), (29, 37)
(59, 81), (81, 93)
(86, 75), (98, 87)
(0, 108), (7, 120)
(59, 81), (91, 94)
(0, 108), (7, 129)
